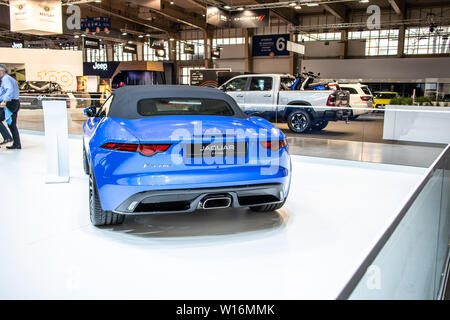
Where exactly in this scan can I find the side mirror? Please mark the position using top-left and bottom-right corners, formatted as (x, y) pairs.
(83, 106), (96, 117)
(219, 86), (226, 91)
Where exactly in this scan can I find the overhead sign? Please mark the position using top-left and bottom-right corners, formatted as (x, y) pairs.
(123, 43), (138, 54)
(83, 37), (100, 49)
(287, 41), (305, 55)
(83, 62), (120, 79)
(184, 43), (195, 55)
(80, 17), (111, 34)
(231, 9), (269, 28)
(252, 34), (290, 57)
(9, 0), (63, 35)
(211, 49), (221, 59)
(206, 6), (229, 28)
(155, 48), (166, 58)
(150, 38), (165, 49)
(11, 40), (24, 48)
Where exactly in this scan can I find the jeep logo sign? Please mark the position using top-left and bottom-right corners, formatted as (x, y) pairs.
(93, 63), (108, 71)
(83, 62), (120, 79)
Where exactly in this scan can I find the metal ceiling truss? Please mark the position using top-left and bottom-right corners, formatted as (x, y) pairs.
(290, 16), (450, 32)
(207, 0), (356, 11)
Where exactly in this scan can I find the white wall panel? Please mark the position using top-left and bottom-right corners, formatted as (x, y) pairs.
(0, 47), (83, 91)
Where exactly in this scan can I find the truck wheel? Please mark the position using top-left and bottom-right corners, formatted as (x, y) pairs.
(311, 120), (329, 131)
(249, 200), (286, 212)
(287, 110), (312, 133)
(89, 172), (125, 226)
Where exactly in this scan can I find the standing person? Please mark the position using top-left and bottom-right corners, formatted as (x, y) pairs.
(0, 64), (21, 150)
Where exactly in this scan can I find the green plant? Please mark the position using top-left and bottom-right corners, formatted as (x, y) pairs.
(416, 96), (432, 104)
(390, 96), (413, 105)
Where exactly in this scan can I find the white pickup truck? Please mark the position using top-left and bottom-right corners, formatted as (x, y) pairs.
(219, 74), (350, 133)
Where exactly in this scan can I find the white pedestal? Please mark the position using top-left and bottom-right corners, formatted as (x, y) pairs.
(383, 105), (450, 144)
(42, 101), (70, 183)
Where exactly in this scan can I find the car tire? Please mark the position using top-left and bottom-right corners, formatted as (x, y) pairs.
(249, 200), (286, 212)
(83, 148), (89, 175)
(311, 120), (329, 131)
(89, 172), (125, 226)
(287, 110), (312, 133)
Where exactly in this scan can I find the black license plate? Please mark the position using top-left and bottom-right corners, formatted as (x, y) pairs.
(186, 142), (247, 158)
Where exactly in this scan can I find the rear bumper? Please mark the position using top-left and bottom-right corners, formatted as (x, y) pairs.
(113, 183), (286, 215)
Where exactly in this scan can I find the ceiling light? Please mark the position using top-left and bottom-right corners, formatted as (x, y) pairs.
(170, 1), (174, 4)
(169, 38), (175, 41)
(237, 7), (244, 11)
(360, 0), (369, 3)
(138, 35), (144, 38)
(289, 2), (296, 6)
(81, 34), (86, 37)
(122, 32), (128, 36)
(306, 3), (319, 6)
(74, 35), (79, 39)
(224, 5), (231, 10)
(295, 5), (302, 9)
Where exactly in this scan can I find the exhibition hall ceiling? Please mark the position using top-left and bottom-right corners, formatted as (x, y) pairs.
(0, 0), (449, 48)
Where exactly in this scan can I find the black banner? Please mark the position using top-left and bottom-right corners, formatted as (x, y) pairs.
(231, 9), (269, 28)
(83, 37), (100, 49)
(83, 62), (120, 79)
(211, 49), (221, 59)
(11, 40), (24, 48)
(190, 69), (218, 87)
(183, 43), (195, 55)
(123, 43), (138, 54)
(150, 38), (165, 49)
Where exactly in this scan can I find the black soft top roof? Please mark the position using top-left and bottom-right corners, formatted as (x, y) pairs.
(108, 85), (246, 119)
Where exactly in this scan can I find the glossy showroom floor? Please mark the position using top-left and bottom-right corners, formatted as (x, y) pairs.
(0, 133), (429, 299)
(17, 110), (444, 167)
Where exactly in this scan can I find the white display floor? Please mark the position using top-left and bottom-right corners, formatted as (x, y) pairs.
(0, 133), (428, 299)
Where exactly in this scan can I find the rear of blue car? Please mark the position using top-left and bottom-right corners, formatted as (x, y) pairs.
(83, 86), (291, 226)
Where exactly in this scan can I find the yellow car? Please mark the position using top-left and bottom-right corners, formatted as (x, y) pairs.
(373, 92), (399, 109)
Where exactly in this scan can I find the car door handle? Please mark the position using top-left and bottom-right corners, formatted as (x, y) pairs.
(264, 94), (272, 97)
(236, 94), (244, 97)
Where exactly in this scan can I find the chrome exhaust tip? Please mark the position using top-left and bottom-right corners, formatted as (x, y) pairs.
(201, 195), (232, 210)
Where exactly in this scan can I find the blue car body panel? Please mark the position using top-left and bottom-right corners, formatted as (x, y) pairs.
(83, 86), (291, 213)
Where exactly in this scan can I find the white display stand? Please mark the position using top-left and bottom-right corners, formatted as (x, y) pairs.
(383, 105), (450, 144)
(42, 101), (70, 183)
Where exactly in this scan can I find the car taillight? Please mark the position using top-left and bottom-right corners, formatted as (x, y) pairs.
(260, 139), (287, 151)
(361, 96), (371, 101)
(101, 143), (171, 156)
(138, 144), (171, 156)
(327, 94), (336, 106)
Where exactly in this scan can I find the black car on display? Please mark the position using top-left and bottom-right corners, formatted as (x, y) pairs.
(19, 81), (71, 109)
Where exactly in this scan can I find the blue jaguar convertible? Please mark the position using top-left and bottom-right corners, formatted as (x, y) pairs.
(83, 85), (291, 226)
